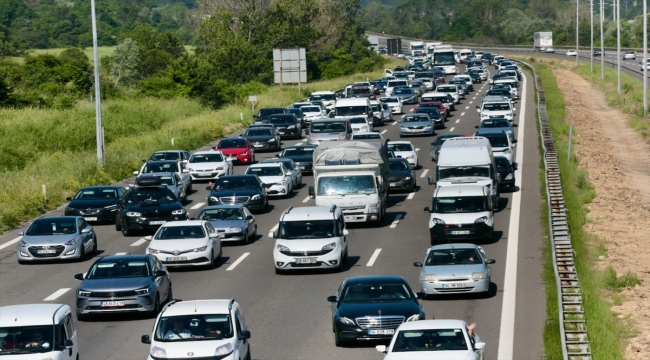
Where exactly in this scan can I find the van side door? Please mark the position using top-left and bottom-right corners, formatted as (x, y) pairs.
(60, 313), (77, 358)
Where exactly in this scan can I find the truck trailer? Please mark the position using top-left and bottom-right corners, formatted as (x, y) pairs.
(533, 32), (553, 51)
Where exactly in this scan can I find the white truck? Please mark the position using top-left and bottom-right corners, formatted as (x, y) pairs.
(533, 32), (553, 51)
(410, 41), (425, 56)
(426, 42), (441, 55)
(308, 140), (389, 225)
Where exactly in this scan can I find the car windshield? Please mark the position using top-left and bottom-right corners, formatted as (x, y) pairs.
(482, 103), (511, 111)
(393, 88), (414, 95)
(264, 159), (294, 170)
(425, 248), (482, 265)
(154, 314), (233, 342)
(388, 143), (414, 152)
(281, 147), (315, 156)
(301, 106), (320, 113)
(388, 81), (408, 87)
(218, 139), (247, 149)
(26, 219), (76, 236)
(391, 329), (469, 352)
(379, 98), (398, 103)
(350, 88), (371, 94)
(342, 283), (412, 302)
(0, 325), (55, 355)
(317, 175), (376, 195)
(437, 87), (455, 93)
(433, 196), (488, 213)
(127, 187), (178, 205)
(310, 94), (336, 101)
(353, 133), (381, 139)
(198, 208), (244, 221)
(149, 152), (181, 161)
(246, 166), (284, 177)
(335, 106), (367, 117)
(87, 260), (151, 278)
(189, 153), (224, 163)
(212, 177), (259, 191)
(142, 162), (179, 174)
(157, 176), (176, 186)
(415, 109), (439, 116)
(481, 134), (510, 147)
(155, 225), (206, 239)
(349, 117), (367, 124)
(258, 108), (284, 117)
(433, 52), (455, 65)
(389, 160), (410, 170)
(403, 115), (429, 123)
(278, 220), (336, 239)
(245, 129), (273, 137)
(73, 187), (118, 200)
(370, 104), (380, 111)
(310, 121), (346, 133)
(495, 157), (512, 171)
(438, 165), (491, 180)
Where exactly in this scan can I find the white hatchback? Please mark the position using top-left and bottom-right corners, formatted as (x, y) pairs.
(388, 141), (420, 169)
(245, 163), (293, 198)
(146, 220), (222, 269)
(186, 150), (233, 181)
(349, 116), (373, 133)
(379, 97), (403, 114)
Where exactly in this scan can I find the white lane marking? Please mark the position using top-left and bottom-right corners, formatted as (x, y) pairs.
(410, 108), (414, 112)
(391, 121), (397, 126)
(420, 169), (429, 178)
(407, 192), (416, 200)
(0, 236), (22, 250)
(296, 142), (304, 145)
(302, 196), (310, 203)
(455, 119), (460, 123)
(366, 249), (382, 266)
(130, 238), (146, 247)
(389, 214), (403, 229)
(460, 112), (465, 116)
(226, 252), (250, 271)
(497, 72), (527, 360)
(268, 224), (279, 237)
(190, 202), (205, 210)
(115, 252), (127, 255)
(449, 127), (455, 132)
(472, 96), (476, 100)
(381, 130), (387, 134)
(44, 288), (70, 301)
(465, 106), (470, 110)
(469, 101), (473, 104)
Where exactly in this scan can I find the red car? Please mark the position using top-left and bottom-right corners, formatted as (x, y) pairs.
(216, 138), (254, 164)
(415, 101), (448, 122)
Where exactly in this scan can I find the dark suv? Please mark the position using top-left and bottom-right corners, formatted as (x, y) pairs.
(254, 107), (288, 123)
(268, 114), (302, 140)
(115, 177), (187, 236)
(206, 175), (269, 213)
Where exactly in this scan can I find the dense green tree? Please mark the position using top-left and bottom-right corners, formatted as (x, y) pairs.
(110, 38), (140, 87)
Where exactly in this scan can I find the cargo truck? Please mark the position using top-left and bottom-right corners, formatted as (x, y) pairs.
(410, 41), (425, 56)
(533, 32), (553, 51)
(309, 140), (389, 225)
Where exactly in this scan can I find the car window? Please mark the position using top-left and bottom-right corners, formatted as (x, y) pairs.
(26, 219), (77, 236)
(87, 260), (151, 278)
(213, 177), (260, 191)
(218, 139), (248, 149)
(189, 153), (225, 163)
(199, 208), (244, 221)
(388, 143), (414, 152)
(245, 129), (274, 137)
(153, 314), (233, 341)
(342, 283), (412, 302)
(389, 160), (410, 170)
(392, 328), (469, 352)
(142, 162), (179, 174)
(246, 166), (284, 176)
(403, 115), (430, 123)
(155, 225), (206, 239)
(425, 248), (482, 265)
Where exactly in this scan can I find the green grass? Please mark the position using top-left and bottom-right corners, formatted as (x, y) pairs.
(0, 58), (402, 232)
(9, 45), (195, 63)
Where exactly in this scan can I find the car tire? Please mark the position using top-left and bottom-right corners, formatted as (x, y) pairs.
(149, 294), (161, 318)
(206, 251), (214, 269)
(92, 236), (98, 255)
(274, 267), (284, 275)
(188, 181), (193, 194)
(77, 245), (85, 262)
(121, 220), (132, 237)
(334, 332), (347, 347)
(245, 346), (251, 360)
(252, 225), (257, 240)
(167, 286), (173, 303)
(115, 218), (122, 231)
(342, 248), (349, 264)
(242, 231), (249, 245)
(216, 247), (222, 261)
(77, 313), (89, 322)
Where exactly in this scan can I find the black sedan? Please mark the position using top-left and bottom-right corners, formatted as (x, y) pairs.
(206, 175), (269, 213)
(268, 114), (302, 140)
(430, 134), (462, 162)
(65, 186), (126, 223)
(414, 107), (444, 129)
(327, 275), (425, 347)
(74, 254), (172, 320)
(277, 145), (316, 174)
(468, 71), (482, 84)
(495, 156), (516, 191)
(388, 158), (416, 192)
(240, 127), (281, 152)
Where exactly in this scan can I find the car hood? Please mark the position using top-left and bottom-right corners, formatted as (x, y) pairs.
(244, 135), (276, 143)
(207, 219), (246, 230)
(394, 93), (416, 99)
(186, 162), (228, 171)
(149, 238), (209, 252)
(337, 300), (422, 318)
(303, 111), (322, 117)
(79, 277), (152, 292)
(384, 350), (478, 360)
(209, 189), (262, 198)
(21, 234), (78, 246)
(421, 263), (487, 277)
(392, 151), (417, 158)
(389, 169), (412, 178)
(219, 148), (248, 155)
(275, 238), (340, 251)
(256, 175), (285, 185)
(481, 110), (512, 117)
(68, 199), (118, 209)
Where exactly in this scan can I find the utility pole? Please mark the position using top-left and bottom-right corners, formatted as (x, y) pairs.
(591, 0), (594, 72)
(644, 0), (648, 113)
(577, 0), (580, 65)
(91, 0), (104, 166)
(601, 0), (605, 79)
(617, 0), (621, 93)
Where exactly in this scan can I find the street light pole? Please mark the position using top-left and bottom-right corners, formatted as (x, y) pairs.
(617, 0), (621, 93)
(90, 0), (104, 166)
(591, 0), (594, 72)
(577, 0), (580, 65)
(644, 0), (648, 113)
(601, 0), (605, 79)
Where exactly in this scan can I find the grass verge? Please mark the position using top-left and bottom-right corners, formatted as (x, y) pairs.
(0, 59), (402, 233)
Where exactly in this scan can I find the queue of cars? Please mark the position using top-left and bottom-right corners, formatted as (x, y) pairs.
(4, 46), (513, 360)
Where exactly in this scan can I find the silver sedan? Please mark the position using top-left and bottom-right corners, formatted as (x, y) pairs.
(413, 243), (495, 297)
(17, 216), (97, 263)
(196, 205), (257, 244)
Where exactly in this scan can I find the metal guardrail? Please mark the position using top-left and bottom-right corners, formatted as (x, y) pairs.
(516, 59), (593, 360)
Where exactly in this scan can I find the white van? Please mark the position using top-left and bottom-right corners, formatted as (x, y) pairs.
(0, 303), (79, 359)
(309, 91), (337, 111)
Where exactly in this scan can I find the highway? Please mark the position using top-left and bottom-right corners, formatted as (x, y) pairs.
(0, 62), (546, 359)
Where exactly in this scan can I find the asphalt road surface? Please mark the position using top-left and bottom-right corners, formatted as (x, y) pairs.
(0, 62), (546, 360)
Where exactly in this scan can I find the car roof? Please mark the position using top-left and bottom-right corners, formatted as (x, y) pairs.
(0, 304), (70, 326)
(436, 184), (487, 197)
(248, 163), (283, 168)
(192, 150), (225, 155)
(202, 204), (245, 210)
(281, 205), (338, 221)
(397, 319), (467, 331)
(284, 145), (316, 149)
(162, 299), (235, 316)
(144, 172), (177, 178)
(343, 275), (407, 285)
(97, 254), (150, 263)
(429, 243), (478, 251)
(78, 185), (123, 190)
(388, 141), (412, 145)
(33, 216), (80, 223)
(160, 220), (206, 227)
(476, 129), (508, 136)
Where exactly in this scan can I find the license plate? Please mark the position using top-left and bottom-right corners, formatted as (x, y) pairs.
(199, 172), (212, 176)
(83, 217), (98, 221)
(101, 301), (125, 307)
(368, 329), (395, 335)
(295, 258), (316, 264)
(37, 249), (56, 254)
(345, 216), (356, 221)
(278, 132), (285, 135)
(450, 230), (470, 235)
(441, 283), (464, 288)
(253, 144), (264, 148)
(390, 183), (397, 187)
(166, 257), (187, 261)
(149, 221), (166, 225)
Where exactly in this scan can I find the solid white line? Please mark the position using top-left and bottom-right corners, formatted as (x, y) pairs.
(407, 192), (416, 200)
(366, 249), (382, 266)
(381, 130), (387, 134)
(115, 252), (127, 255)
(391, 121), (397, 126)
(302, 196), (310, 203)
(44, 288), (70, 301)
(0, 236), (22, 251)
(455, 119), (460, 123)
(130, 238), (146, 247)
(460, 112), (465, 116)
(190, 202), (205, 210)
(420, 169), (429, 178)
(226, 252), (250, 271)
(449, 127), (455, 132)
(389, 214), (403, 229)
(497, 72), (527, 360)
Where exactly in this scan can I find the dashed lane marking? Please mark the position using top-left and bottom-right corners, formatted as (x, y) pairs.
(420, 169), (429, 178)
(449, 127), (455, 132)
(460, 112), (465, 116)
(407, 191), (416, 200)
(130, 238), (147, 247)
(190, 202), (205, 210)
(302, 196), (310, 203)
(469, 101), (473, 104)
(366, 249), (382, 266)
(392, 121), (397, 126)
(455, 119), (460, 123)
(0, 236), (22, 251)
(226, 252), (250, 271)
(381, 130), (387, 134)
(389, 214), (403, 229)
(268, 224), (279, 238)
(465, 106), (469, 110)
(44, 288), (70, 301)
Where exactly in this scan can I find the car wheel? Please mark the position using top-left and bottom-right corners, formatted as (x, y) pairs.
(216, 247), (222, 261)
(92, 236), (98, 255)
(252, 225), (257, 239)
(245, 346), (251, 360)
(242, 231), (249, 245)
(121, 220), (132, 237)
(77, 245), (85, 262)
(274, 267), (284, 275)
(115, 218), (122, 231)
(77, 312), (89, 322)
(206, 251), (214, 269)
(334, 331), (347, 347)
(149, 294), (161, 318)
(167, 286), (173, 303)
(188, 181), (193, 193)
(343, 248), (349, 264)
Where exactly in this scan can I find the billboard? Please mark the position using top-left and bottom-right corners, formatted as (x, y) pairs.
(273, 48), (307, 84)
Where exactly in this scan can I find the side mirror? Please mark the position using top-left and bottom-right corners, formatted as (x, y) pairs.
(205, 186), (212, 190)
(144, 235), (152, 241)
(413, 262), (423, 267)
(427, 176), (434, 185)
(486, 259), (496, 264)
(239, 134), (243, 137)
(81, 227), (91, 233)
(423, 206), (430, 213)
(65, 339), (74, 348)
(343, 229), (349, 236)
(66, 197), (72, 201)
(17, 231), (24, 236)
(327, 295), (338, 303)
(475, 342), (486, 350)
(141, 335), (151, 344)
(74, 273), (84, 280)
(155, 270), (167, 277)
(415, 148), (420, 152)
(275, 154), (280, 157)
(475, 125), (479, 128)
(376, 345), (387, 353)
(512, 142), (517, 148)
(209, 233), (220, 239)
(308, 186), (315, 198)
(513, 108), (517, 111)
(133, 171), (139, 175)
(246, 215), (253, 220)
(240, 330), (251, 340)
(513, 162), (519, 170)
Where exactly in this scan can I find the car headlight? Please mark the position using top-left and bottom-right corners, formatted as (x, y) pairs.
(126, 211), (141, 217)
(229, 227), (242, 233)
(241, 152), (249, 156)
(148, 248), (161, 254)
(403, 176), (411, 180)
(421, 274), (436, 281)
(406, 314), (420, 322)
(65, 238), (80, 245)
(287, 125), (296, 129)
(171, 209), (186, 215)
(135, 286), (152, 295)
(505, 149), (512, 154)
(78, 290), (91, 296)
(322, 242), (337, 251)
(209, 196), (220, 203)
(268, 138), (276, 142)
(339, 317), (355, 326)
(19, 240), (28, 247)
(406, 155), (415, 159)
(475, 216), (488, 224)
(276, 180), (287, 186)
(277, 244), (290, 252)
(251, 194), (261, 200)
(216, 166), (225, 170)
(472, 272), (487, 280)
(432, 218), (445, 225)
(215, 343), (233, 356)
(505, 173), (514, 180)
(361, 126), (368, 131)
(151, 346), (167, 358)
(192, 246), (208, 252)
(368, 203), (380, 213)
